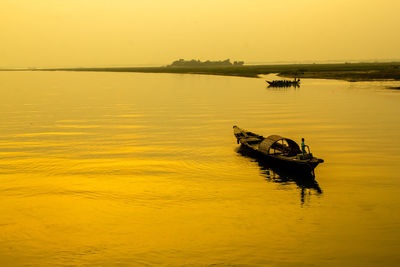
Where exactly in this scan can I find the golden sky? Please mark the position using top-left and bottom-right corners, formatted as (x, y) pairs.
(1, 0), (399, 67)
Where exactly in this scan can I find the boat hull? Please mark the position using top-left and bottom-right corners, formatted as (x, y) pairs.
(240, 143), (320, 174)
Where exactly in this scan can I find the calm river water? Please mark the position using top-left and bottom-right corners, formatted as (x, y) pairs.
(0, 71), (399, 266)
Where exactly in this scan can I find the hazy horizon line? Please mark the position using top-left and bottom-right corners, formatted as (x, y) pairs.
(2, 58), (400, 70)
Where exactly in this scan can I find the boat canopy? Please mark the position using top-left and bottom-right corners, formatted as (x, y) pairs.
(259, 135), (301, 155)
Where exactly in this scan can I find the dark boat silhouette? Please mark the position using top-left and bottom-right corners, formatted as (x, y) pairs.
(266, 78), (300, 87)
(233, 126), (324, 175)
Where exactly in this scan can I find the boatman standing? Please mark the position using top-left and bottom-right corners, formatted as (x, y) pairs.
(301, 138), (306, 155)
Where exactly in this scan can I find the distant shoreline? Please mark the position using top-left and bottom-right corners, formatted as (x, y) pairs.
(2, 62), (400, 82)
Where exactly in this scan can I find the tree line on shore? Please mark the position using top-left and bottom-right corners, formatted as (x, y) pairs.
(168, 59), (244, 67)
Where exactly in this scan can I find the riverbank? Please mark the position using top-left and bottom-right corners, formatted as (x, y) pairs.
(7, 62), (400, 81)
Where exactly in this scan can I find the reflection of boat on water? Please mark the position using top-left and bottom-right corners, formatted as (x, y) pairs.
(236, 145), (322, 203)
(233, 126), (324, 175)
(266, 78), (300, 88)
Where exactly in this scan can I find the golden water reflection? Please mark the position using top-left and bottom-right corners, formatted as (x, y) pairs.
(236, 146), (322, 205)
(0, 71), (399, 265)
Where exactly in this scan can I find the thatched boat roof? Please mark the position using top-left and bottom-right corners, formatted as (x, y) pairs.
(259, 135), (301, 154)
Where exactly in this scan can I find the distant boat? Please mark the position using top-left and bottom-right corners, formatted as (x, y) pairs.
(233, 126), (323, 175)
(266, 78), (300, 87)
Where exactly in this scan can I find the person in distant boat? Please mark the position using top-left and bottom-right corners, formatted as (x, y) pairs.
(301, 138), (306, 155)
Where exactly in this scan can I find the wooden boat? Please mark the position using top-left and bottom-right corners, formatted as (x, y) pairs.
(266, 79), (300, 87)
(233, 126), (323, 174)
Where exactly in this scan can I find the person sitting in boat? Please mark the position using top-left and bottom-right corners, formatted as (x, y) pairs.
(301, 138), (306, 155)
